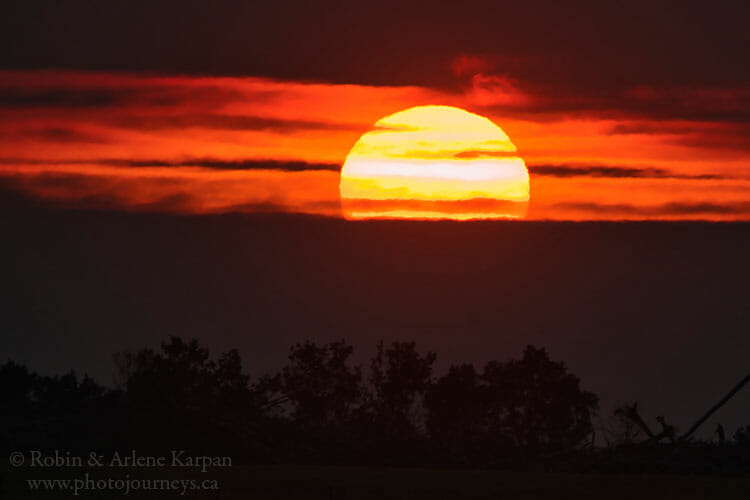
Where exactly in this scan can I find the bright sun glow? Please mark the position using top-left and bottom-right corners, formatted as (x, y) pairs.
(340, 105), (530, 220)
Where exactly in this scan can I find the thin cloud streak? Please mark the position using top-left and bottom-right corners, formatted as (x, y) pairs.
(101, 114), (359, 132)
(528, 165), (724, 180)
(0, 157), (341, 172)
(550, 201), (750, 217)
(0, 84), (248, 109)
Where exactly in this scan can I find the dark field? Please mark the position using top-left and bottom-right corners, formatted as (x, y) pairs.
(3, 463), (750, 499)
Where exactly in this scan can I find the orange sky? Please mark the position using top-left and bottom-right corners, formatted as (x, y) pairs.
(1, 69), (749, 220)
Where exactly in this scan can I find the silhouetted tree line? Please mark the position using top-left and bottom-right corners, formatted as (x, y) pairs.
(1, 337), (748, 473)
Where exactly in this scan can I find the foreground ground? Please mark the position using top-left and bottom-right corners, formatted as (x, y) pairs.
(3, 462), (750, 499)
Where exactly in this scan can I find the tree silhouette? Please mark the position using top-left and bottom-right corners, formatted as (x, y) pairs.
(0, 361), (118, 452)
(7, 336), (749, 472)
(482, 346), (598, 453)
(367, 341), (436, 439)
(425, 363), (488, 462)
(117, 336), (261, 453)
(122, 337), (215, 413)
(265, 340), (363, 428)
(0, 360), (35, 415)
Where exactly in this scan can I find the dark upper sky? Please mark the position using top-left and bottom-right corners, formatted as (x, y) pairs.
(2, 1), (749, 91)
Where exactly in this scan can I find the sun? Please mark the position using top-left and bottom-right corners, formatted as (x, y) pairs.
(340, 105), (529, 220)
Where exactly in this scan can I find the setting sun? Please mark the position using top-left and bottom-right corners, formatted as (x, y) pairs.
(339, 105), (530, 220)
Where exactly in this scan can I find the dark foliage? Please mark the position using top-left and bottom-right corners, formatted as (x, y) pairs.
(425, 363), (488, 462)
(425, 347), (599, 464)
(366, 341), (436, 438)
(482, 346), (598, 453)
(1, 337), (748, 473)
(262, 340), (362, 428)
(114, 337), (268, 457)
(0, 362), (121, 453)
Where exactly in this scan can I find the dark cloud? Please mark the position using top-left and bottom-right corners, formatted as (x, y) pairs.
(606, 122), (750, 153)
(453, 150), (519, 159)
(0, 158), (727, 179)
(606, 123), (694, 135)
(0, 82), (357, 132)
(553, 201), (750, 216)
(25, 127), (108, 144)
(226, 199), (342, 215)
(0, 174), (339, 216)
(0, 90), (358, 132)
(0, 88), (122, 108)
(0, 157), (341, 172)
(0, 172), (204, 214)
(0, 171), (187, 203)
(371, 124), (419, 132)
(105, 158), (341, 171)
(528, 164), (722, 180)
(395, 149), (518, 160)
(341, 197), (528, 219)
(0, 84), (247, 109)
(103, 114), (358, 132)
(477, 87), (750, 124)
(659, 202), (750, 215)
(668, 132), (750, 152)
(0, 175), (332, 218)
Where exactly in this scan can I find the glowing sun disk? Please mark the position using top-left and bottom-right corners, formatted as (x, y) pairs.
(340, 105), (529, 219)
